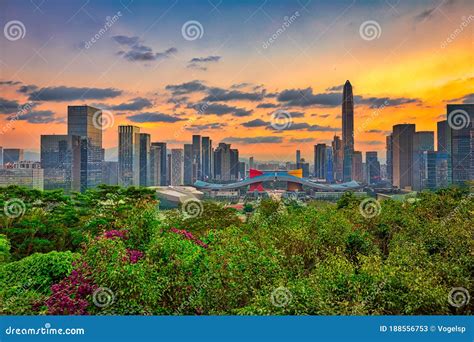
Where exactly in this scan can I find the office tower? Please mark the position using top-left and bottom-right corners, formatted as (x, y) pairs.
(332, 135), (343, 182)
(366, 151), (381, 185)
(230, 148), (239, 181)
(314, 144), (326, 178)
(149, 145), (162, 186)
(325, 147), (334, 183)
(238, 161), (246, 179)
(0, 147), (3, 168)
(192, 135), (201, 181)
(0, 165), (44, 190)
(214, 143), (232, 181)
(427, 151), (449, 190)
(352, 151), (363, 182)
(448, 104), (474, 185)
(202, 136), (211, 180)
(437, 120), (451, 153)
(152, 142), (167, 185)
(392, 124), (416, 190)
(412, 131), (434, 191)
(3, 148), (24, 165)
(249, 156), (254, 170)
(300, 158), (310, 178)
(139, 133), (151, 187)
(183, 144), (193, 185)
(118, 125), (140, 187)
(296, 150), (301, 165)
(386, 134), (393, 185)
(210, 141), (214, 179)
(67, 106), (103, 191)
(342, 80), (354, 182)
(102, 161), (118, 185)
(167, 153), (171, 185)
(41, 135), (81, 192)
(170, 149), (184, 186)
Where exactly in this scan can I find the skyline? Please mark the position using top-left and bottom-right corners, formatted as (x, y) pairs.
(1, 0), (473, 162)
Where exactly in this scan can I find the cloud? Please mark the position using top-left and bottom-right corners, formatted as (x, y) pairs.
(360, 140), (384, 145)
(257, 103), (279, 108)
(288, 111), (305, 118)
(166, 80), (207, 95)
(112, 35), (177, 62)
(414, 7), (436, 22)
(288, 137), (316, 143)
(0, 98), (21, 114)
(358, 96), (421, 108)
(17, 84), (38, 94)
(186, 122), (227, 131)
(190, 102), (252, 117)
(266, 122), (338, 132)
(27, 86), (122, 102)
(187, 55), (221, 71)
(0, 80), (21, 86)
(13, 110), (57, 123)
(203, 87), (265, 102)
(97, 97), (153, 111)
(223, 136), (283, 144)
(242, 119), (268, 127)
(277, 88), (341, 107)
(127, 112), (185, 123)
(326, 84), (344, 91)
(448, 93), (474, 104)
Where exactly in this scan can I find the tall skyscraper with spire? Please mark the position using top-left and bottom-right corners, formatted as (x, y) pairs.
(342, 80), (354, 182)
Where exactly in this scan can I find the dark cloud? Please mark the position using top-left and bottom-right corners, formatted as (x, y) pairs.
(288, 137), (316, 143)
(97, 97), (153, 111)
(112, 35), (177, 62)
(186, 122), (227, 131)
(166, 80), (207, 95)
(27, 86), (122, 102)
(189, 56), (221, 63)
(127, 112), (185, 123)
(203, 87), (265, 102)
(277, 88), (341, 107)
(358, 97), (421, 108)
(17, 84), (38, 94)
(448, 93), (474, 104)
(289, 111), (305, 118)
(12, 110), (56, 123)
(231, 82), (253, 89)
(0, 98), (21, 114)
(242, 119), (268, 127)
(0, 80), (21, 86)
(307, 124), (338, 132)
(319, 114), (331, 118)
(257, 103), (279, 108)
(223, 136), (283, 144)
(190, 102), (252, 117)
(361, 140), (384, 145)
(326, 84), (344, 91)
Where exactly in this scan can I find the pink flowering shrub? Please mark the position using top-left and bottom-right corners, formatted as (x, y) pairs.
(170, 228), (208, 249)
(104, 229), (128, 240)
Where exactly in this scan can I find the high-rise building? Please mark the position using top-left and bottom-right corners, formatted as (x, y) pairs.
(448, 104), (474, 186)
(392, 124), (416, 190)
(183, 144), (193, 185)
(151, 142), (167, 185)
(67, 106), (103, 191)
(249, 156), (254, 170)
(332, 135), (343, 182)
(386, 134), (393, 185)
(0, 147), (3, 167)
(296, 150), (301, 165)
(437, 120), (451, 153)
(366, 151), (381, 185)
(41, 135), (81, 192)
(102, 161), (118, 185)
(427, 151), (449, 190)
(325, 147), (334, 183)
(170, 149), (184, 186)
(149, 144), (162, 186)
(230, 148), (239, 180)
(3, 148), (24, 165)
(192, 135), (201, 182)
(118, 125), (140, 187)
(0, 166), (43, 190)
(139, 133), (151, 187)
(167, 152), (171, 185)
(314, 144), (326, 179)
(238, 161), (246, 179)
(202, 137), (211, 180)
(342, 80), (354, 182)
(214, 143), (232, 181)
(352, 151), (363, 182)
(412, 131), (434, 191)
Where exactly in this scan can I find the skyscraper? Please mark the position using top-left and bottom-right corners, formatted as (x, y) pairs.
(3, 148), (24, 166)
(67, 105), (103, 191)
(314, 144), (326, 178)
(149, 144), (162, 186)
(448, 104), (474, 186)
(332, 135), (343, 182)
(412, 131), (434, 191)
(41, 135), (81, 192)
(325, 147), (334, 183)
(118, 125), (140, 187)
(342, 80), (354, 182)
(249, 157), (254, 170)
(366, 151), (381, 185)
(214, 143), (232, 181)
(192, 135), (201, 181)
(202, 136), (211, 180)
(296, 150), (301, 165)
(183, 144), (193, 185)
(170, 149), (184, 186)
(386, 134), (393, 185)
(152, 142), (167, 185)
(437, 120), (451, 153)
(139, 133), (151, 187)
(392, 124), (416, 190)
(352, 151), (363, 182)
